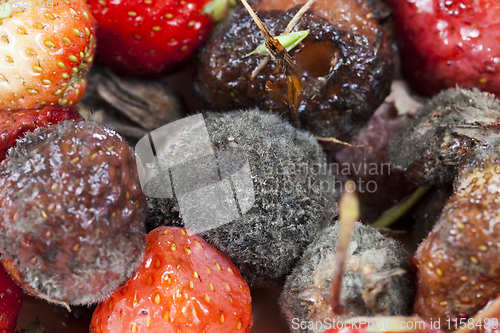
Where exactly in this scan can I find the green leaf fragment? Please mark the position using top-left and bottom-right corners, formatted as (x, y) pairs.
(202, 0), (236, 22)
(245, 30), (309, 57)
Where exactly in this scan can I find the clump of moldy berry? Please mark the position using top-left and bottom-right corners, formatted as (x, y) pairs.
(391, 88), (500, 187)
(146, 109), (337, 287)
(0, 121), (147, 307)
(413, 134), (500, 331)
(280, 221), (413, 333)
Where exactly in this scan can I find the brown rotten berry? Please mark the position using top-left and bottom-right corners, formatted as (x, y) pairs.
(0, 121), (147, 307)
(391, 88), (500, 187)
(413, 135), (500, 331)
(194, 0), (393, 138)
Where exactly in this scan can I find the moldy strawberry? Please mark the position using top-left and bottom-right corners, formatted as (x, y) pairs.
(413, 134), (500, 330)
(0, 121), (147, 307)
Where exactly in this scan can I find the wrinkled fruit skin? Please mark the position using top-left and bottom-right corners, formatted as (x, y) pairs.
(390, 88), (500, 187)
(90, 227), (253, 333)
(0, 121), (146, 306)
(195, 3), (393, 138)
(0, 0), (95, 110)
(0, 266), (22, 333)
(387, 0), (500, 97)
(413, 135), (500, 331)
(0, 106), (83, 162)
(88, 0), (214, 77)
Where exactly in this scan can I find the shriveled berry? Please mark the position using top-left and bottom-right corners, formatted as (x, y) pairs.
(0, 121), (147, 306)
(195, 0), (393, 138)
(281, 222), (413, 333)
(391, 88), (500, 187)
(413, 135), (500, 330)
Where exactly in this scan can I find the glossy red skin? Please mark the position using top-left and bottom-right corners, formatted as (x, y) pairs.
(90, 227), (253, 333)
(88, 0), (214, 77)
(0, 266), (22, 333)
(387, 0), (500, 96)
(0, 0), (95, 111)
(0, 107), (83, 162)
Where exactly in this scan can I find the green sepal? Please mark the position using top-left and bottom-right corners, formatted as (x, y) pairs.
(202, 0), (236, 23)
(245, 30), (309, 57)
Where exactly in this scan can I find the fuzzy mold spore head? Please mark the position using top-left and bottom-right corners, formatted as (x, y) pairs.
(146, 109), (337, 287)
(390, 88), (500, 187)
(0, 120), (146, 306)
(280, 222), (413, 333)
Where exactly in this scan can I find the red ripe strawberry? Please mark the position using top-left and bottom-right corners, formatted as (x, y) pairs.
(88, 0), (232, 77)
(90, 226), (253, 333)
(0, 0), (95, 110)
(387, 0), (500, 96)
(0, 265), (22, 333)
(0, 106), (83, 161)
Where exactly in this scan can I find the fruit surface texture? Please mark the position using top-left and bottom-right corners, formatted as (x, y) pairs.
(0, 106), (83, 161)
(0, 265), (22, 333)
(388, 0), (500, 96)
(90, 226), (253, 333)
(0, 0), (95, 110)
(0, 121), (146, 306)
(88, 0), (223, 76)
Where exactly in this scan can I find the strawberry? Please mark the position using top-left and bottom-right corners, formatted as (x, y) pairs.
(413, 135), (500, 330)
(0, 121), (147, 306)
(387, 0), (500, 96)
(0, 0), (95, 110)
(0, 106), (83, 162)
(87, 0), (233, 77)
(0, 265), (22, 333)
(90, 226), (253, 333)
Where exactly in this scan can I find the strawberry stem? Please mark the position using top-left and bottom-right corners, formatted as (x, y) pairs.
(245, 30), (309, 57)
(240, 0), (303, 124)
(371, 186), (428, 229)
(330, 182), (359, 316)
(315, 136), (363, 148)
(250, 0), (316, 80)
